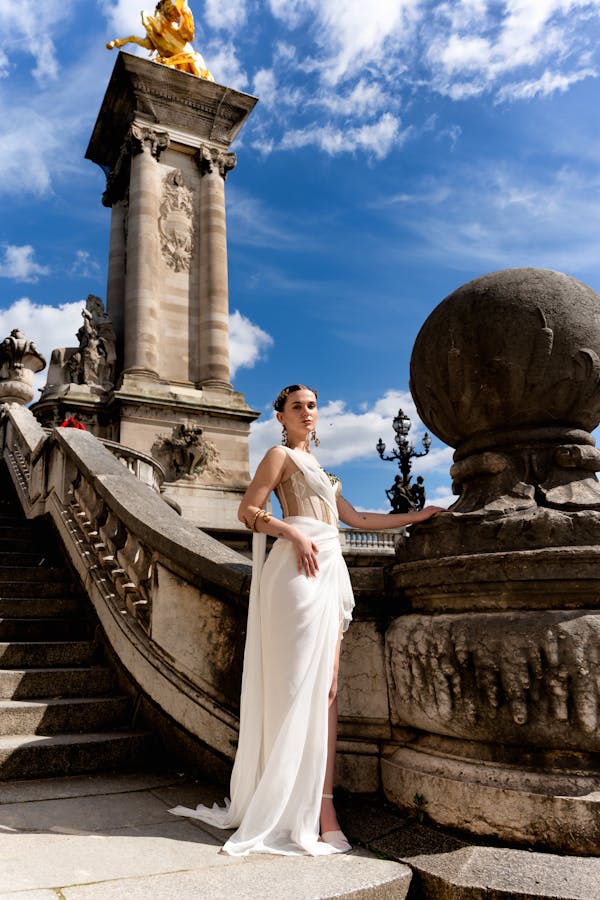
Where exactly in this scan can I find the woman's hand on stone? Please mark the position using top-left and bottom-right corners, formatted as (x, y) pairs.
(292, 532), (320, 577)
(418, 505), (445, 520)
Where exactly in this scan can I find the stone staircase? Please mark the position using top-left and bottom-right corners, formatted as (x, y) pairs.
(0, 463), (153, 780)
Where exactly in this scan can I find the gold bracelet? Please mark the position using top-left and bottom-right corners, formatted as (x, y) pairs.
(250, 509), (263, 532)
(250, 509), (272, 532)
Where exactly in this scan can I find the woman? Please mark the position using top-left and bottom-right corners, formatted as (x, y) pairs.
(171, 384), (443, 855)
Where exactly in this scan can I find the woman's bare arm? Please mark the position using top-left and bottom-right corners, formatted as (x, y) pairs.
(337, 495), (444, 529)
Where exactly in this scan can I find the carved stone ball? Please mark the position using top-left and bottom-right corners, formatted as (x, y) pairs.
(410, 268), (600, 448)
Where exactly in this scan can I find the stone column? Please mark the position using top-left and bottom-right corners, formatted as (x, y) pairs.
(195, 145), (236, 390)
(123, 126), (169, 379)
(105, 199), (127, 371)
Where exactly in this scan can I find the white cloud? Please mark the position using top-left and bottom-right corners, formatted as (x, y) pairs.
(253, 68), (278, 106)
(249, 387), (451, 470)
(70, 250), (101, 278)
(204, 0), (248, 32)
(372, 159), (600, 275)
(229, 310), (274, 377)
(312, 79), (389, 116)
(497, 66), (597, 101)
(281, 112), (405, 158)
(311, 0), (420, 87)
(100, 0), (147, 38)
(427, 0), (600, 99)
(0, 245), (49, 283)
(0, 297), (84, 396)
(205, 38), (248, 88)
(0, 0), (68, 83)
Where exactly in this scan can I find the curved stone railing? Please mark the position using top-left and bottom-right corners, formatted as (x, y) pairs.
(102, 439), (166, 493)
(0, 402), (396, 788)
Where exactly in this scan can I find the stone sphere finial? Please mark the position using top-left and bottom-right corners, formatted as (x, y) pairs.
(410, 268), (600, 514)
(410, 268), (600, 447)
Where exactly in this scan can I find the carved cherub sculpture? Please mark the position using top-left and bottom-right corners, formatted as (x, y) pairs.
(106, 0), (214, 80)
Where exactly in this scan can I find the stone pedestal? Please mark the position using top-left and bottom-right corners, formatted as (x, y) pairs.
(81, 53), (259, 525)
(386, 268), (600, 854)
(0, 330), (46, 406)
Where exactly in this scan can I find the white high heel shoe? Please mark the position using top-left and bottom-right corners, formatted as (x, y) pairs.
(321, 830), (352, 852)
(321, 793), (352, 852)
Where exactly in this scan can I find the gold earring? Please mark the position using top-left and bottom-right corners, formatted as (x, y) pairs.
(311, 429), (320, 447)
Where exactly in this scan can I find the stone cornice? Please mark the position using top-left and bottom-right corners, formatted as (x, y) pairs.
(86, 52), (257, 174)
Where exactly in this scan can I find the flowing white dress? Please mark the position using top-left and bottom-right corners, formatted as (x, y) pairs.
(169, 447), (354, 856)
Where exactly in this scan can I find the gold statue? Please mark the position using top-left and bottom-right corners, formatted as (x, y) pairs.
(106, 0), (214, 80)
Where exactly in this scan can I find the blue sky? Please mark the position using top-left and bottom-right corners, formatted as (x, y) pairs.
(2, 0), (600, 512)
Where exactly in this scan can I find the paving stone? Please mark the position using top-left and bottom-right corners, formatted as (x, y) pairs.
(60, 849), (412, 900)
(0, 819), (234, 892)
(0, 771), (179, 804)
(0, 786), (182, 834)
(0, 892), (58, 900)
(405, 846), (600, 900)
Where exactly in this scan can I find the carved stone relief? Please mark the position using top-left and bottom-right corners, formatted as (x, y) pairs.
(386, 610), (600, 749)
(158, 169), (194, 273)
(152, 424), (225, 483)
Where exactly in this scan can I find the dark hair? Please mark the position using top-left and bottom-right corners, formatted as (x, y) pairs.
(273, 384), (318, 412)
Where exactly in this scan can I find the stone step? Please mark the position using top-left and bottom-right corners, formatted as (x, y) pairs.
(0, 565), (74, 584)
(0, 550), (62, 567)
(0, 666), (117, 699)
(0, 696), (130, 734)
(0, 579), (78, 598)
(0, 617), (90, 642)
(0, 595), (80, 618)
(0, 523), (34, 540)
(0, 640), (96, 667)
(0, 730), (154, 779)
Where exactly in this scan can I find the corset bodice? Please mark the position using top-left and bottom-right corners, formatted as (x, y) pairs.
(276, 468), (341, 526)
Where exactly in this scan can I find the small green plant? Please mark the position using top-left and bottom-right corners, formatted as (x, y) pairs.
(412, 792), (428, 823)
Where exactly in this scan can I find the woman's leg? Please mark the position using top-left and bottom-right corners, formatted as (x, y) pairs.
(320, 627), (343, 834)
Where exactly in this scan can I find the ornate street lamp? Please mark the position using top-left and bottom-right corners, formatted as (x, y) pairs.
(376, 408), (431, 512)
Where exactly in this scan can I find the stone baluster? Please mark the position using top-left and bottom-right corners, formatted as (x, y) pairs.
(195, 145), (236, 390)
(123, 126), (169, 379)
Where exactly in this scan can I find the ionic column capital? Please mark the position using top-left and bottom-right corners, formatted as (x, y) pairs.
(196, 145), (237, 180)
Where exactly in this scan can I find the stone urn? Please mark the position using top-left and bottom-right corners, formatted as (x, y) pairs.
(384, 268), (600, 854)
(0, 329), (46, 405)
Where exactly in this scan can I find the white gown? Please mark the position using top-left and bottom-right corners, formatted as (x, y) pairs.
(169, 447), (354, 856)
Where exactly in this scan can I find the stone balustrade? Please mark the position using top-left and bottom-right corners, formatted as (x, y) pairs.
(339, 528), (402, 553)
(0, 402), (394, 790)
(102, 439), (166, 493)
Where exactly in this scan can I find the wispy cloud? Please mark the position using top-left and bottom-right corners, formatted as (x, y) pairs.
(497, 66), (597, 102)
(69, 250), (101, 278)
(374, 161), (600, 275)
(280, 112), (407, 159)
(229, 309), (274, 377)
(0, 245), (49, 283)
(0, 0), (66, 83)
(205, 0), (248, 32)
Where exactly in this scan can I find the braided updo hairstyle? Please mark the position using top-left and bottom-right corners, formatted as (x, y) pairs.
(273, 384), (318, 412)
